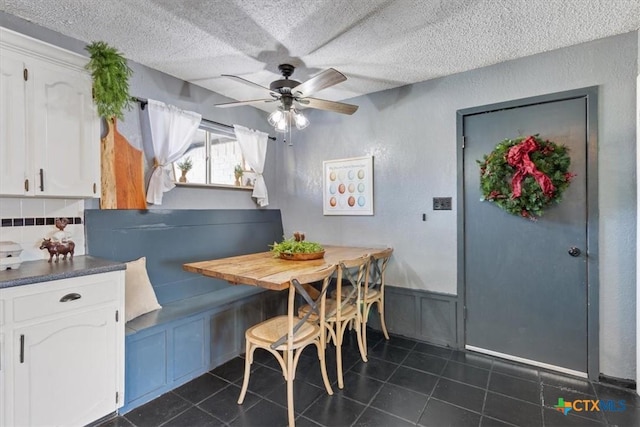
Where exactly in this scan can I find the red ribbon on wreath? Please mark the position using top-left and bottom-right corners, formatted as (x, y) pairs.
(507, 136), (555, 198)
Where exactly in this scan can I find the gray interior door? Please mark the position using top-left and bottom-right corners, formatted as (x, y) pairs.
(463, 97), (588, 374)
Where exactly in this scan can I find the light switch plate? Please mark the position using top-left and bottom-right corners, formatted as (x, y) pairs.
(433, 197), (452, 210)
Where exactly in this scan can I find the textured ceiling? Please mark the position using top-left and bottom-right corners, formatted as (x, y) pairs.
(2, 0), (639, 112)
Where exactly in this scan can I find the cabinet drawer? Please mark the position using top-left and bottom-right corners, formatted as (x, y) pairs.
(12, 274), (118, 323)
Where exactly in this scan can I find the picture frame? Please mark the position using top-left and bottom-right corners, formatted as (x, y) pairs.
(323, 156), (374, 215)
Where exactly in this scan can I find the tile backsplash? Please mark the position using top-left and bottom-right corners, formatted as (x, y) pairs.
(0, 198), (86, 261)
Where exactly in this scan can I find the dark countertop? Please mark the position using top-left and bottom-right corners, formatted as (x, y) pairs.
(0, 255), (126, 289)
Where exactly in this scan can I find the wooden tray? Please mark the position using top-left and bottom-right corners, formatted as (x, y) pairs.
(279, 251), (325, 261)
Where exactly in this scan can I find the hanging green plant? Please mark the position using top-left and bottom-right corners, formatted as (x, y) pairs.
(477, 135), (575, 219)
(85, 41), (134, 120)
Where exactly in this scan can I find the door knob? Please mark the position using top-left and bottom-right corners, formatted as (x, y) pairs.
(568, 247), (581, 257)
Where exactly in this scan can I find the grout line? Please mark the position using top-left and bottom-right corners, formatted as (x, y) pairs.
(154, 392), (192, 427)
(485, 388), (545, 407)
(429, 396), (485, 416)
(349, 361), (401, 426)
(539, 379), (546, 426)
(480, 365), (492, 423)
(481, 414), (520, 427)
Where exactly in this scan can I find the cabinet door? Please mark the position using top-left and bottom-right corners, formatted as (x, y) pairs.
(13, 307), (118, 427)
(0, 50), (29, 195)
(30, 58), (99, 197)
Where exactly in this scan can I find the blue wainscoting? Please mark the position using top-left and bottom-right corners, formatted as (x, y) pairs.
(366, 285), (459, 348)
(85, 209), (286, 413)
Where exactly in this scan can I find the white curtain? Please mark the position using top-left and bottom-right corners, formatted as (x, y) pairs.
(234, 125), (269, 207)
(145, 100), (201, 205)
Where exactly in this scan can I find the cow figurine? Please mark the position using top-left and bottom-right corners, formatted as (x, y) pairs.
(40, 238), (75, 263)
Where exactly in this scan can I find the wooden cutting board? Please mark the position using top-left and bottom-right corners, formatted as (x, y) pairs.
(100, 118), (147, 209)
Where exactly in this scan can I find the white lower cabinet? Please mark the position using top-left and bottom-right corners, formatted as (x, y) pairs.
(0, 271), (124, 427)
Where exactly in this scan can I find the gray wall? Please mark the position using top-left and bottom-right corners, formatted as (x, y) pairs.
(274, 32), (638, 380)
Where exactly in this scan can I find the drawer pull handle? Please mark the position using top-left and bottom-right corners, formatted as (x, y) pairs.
(60, 293), (82, 302)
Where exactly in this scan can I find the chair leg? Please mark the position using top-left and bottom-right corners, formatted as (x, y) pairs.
(335, 321), (345, 389)
(326, 319), (338, 346)
(237, 340), (253, 404)
(377, 299), (390, 340)
(361, 302), (371, 359)
(315, 340), (334, 395)
(286, 349), (295, 427)
(354, 312), (368, 362)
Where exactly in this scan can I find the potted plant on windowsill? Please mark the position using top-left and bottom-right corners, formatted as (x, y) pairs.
(234, 165), (244, 186)
(176, 157), (193, 183)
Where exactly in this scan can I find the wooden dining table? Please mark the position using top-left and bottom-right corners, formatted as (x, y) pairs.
(184, 244), (390, 399)
(182, 245), (389, 291)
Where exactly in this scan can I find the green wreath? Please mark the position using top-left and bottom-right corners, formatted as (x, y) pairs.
(477, 135), (574, 219)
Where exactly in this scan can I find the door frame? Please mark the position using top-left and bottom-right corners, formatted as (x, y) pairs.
(455, 87), (600, 379)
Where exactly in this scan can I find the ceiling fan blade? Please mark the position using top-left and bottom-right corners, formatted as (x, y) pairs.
(298, 97), (359, 115)
(292, 68), (346, 97)
(221, 74), (277, 95)
(215, 98), (276, 108)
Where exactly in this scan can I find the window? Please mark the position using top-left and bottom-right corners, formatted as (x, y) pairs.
(173, 123), (254, 188)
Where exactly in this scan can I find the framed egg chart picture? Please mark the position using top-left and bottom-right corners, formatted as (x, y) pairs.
(323, 156), (374, 215)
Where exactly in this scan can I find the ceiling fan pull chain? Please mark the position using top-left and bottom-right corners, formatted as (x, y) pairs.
(288, 112), (293, 146)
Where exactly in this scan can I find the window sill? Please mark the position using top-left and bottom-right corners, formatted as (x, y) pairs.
(174, 182), (254, 191)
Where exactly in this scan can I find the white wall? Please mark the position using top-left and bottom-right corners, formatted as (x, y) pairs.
(275, 32), (638, 380)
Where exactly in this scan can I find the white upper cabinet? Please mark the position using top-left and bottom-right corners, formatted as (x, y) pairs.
(0, 27), (100, 198)
(0, 49), (28, 195)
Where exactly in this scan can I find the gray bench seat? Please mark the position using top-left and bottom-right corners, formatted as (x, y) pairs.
(124, 285), (264, 335)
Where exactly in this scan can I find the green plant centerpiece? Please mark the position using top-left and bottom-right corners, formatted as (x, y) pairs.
(85, 41), (134, 121)
(176, 157), (193, 183)
(270, 232), (325, 260)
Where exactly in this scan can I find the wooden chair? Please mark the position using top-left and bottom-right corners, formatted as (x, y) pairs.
(361, 248), (394, 358)
(238, 265), (336, 427)
(299, 255), (369, 389)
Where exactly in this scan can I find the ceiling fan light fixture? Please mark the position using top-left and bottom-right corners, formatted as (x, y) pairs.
(273, 113), (289, 133)
(293, 109), (309, 130)
(268, 108), (284, 126)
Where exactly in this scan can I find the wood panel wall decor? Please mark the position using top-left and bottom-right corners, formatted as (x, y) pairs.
(100, 118), (147, 209)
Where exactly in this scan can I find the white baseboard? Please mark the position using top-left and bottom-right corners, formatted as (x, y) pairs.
(465, 345), (587, 378)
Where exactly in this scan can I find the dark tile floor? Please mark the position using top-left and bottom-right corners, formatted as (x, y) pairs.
(103, 330), (639, 427)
